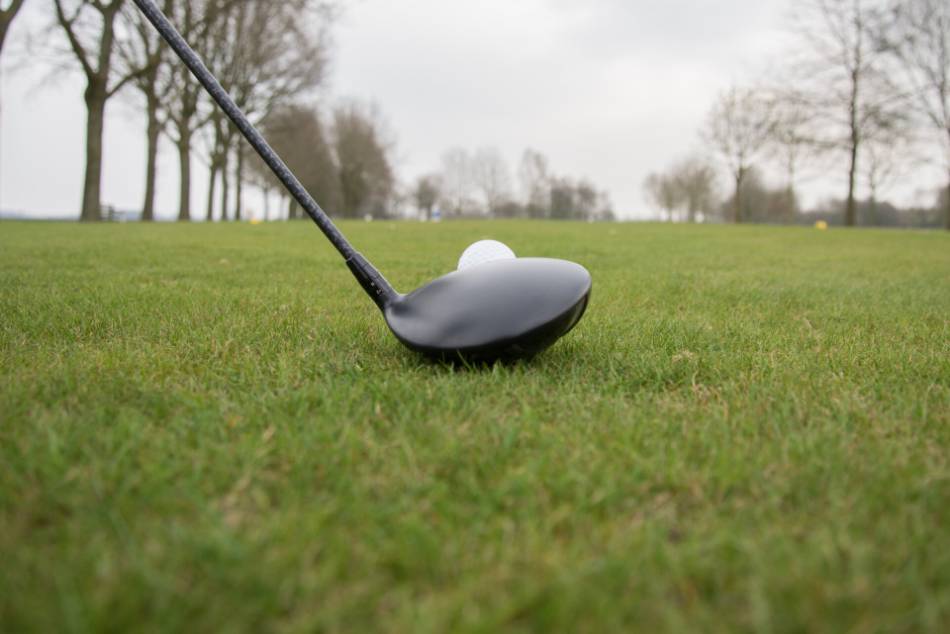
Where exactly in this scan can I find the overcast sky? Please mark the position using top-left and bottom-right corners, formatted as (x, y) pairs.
(0, 0), (938, 220)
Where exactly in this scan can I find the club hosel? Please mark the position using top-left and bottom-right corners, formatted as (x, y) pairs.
(346, 252), (398, 310)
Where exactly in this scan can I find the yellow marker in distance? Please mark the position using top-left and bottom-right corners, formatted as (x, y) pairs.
(815, 220), (828, 231)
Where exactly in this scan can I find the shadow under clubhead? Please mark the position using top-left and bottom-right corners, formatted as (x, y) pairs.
(384, 258), (592, 363)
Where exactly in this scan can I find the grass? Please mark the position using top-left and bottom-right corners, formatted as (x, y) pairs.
(1, 220), (948, 633)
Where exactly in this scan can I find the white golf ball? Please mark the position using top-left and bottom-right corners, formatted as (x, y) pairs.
(457, 239), (516, 271)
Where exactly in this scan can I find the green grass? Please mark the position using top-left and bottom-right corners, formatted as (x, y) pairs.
(1, 220), (948, 633)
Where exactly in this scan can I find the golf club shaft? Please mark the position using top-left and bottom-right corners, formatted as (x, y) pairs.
(132, 0), (396, 308)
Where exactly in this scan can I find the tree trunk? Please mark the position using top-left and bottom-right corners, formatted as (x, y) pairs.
(944, 176), (950, 231)
(80, 83), (107, 222)
(176, 127), (191, 222)
(289, 199), (298, 220)
(0, 20), (13, 56)
(235, 144), (244, 221)
(786, 185), (796, 224)
(845, 138), (859, 227)
(263, 186), (270, 221)
(0, 24), (10, 57)
(141, 95), (160, 222)
(845, 69), (860, 228)
(220, 148), (230, 221)
(0, 1), (27, 59)
(206, 161), (218, 222)
(733, 171), (743, 224)
(207, 119), (225, 221)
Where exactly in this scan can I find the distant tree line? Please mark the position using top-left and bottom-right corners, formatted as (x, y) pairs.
(643, 0), (949, 230)
(411, 147), (615, 222)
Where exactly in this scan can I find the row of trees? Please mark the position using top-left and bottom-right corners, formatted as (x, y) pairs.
(644, 0), (950, 230)
(1, 0), (364, 221)
(7, 1), (611, 224)
(411, 147), (614, 222)
(7, 0), (944, 226)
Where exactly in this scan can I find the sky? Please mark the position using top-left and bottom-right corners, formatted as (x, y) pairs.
(0, 0), (940, 220)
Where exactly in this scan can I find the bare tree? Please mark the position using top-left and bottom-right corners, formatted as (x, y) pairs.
(471, 147), (511, 217)
(765, 91), (817, 222)
(221, 0), (331, 221)
(885, 0), (950, 230)
(250, 103), (340, 217)
(595, 190), (616, 222)
(116, 0), (171, 221)
(200, 2), (238, 221)
(215, 0), (247, 221)
(193, 0), (253, 221)
(332, 100), (394, 219)
(440, 147), (474, 216)
(53, 0), (147, 221)
(158, 0), (225, 222)
(672, 157), (718, 223)
(643, 172), (682, 222)
(206, 111), (228, 220)
(704, 86), (774, 223)
(574, 179), (599, 221)
(0, 0), (26, 58)
(862, 121), (913, 221)
(549, 176), (576, 220)
(413, 174), (441, 221)
(787, 0), (899, 227)
(517, 148), (550, 218)
(0, 0), (27, 170)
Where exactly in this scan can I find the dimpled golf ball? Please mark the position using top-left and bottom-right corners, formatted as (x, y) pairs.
(457, 239), (517, 271)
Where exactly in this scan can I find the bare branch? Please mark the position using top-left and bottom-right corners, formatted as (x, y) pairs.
(52, 0), (94, 79)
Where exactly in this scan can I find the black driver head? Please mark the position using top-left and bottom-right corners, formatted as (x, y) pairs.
(384, 257), (591, 362)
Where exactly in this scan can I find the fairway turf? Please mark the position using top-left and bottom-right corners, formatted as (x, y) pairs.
(1, 220), (949, 633)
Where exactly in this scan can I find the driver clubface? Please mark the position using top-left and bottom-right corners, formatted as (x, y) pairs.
(384, 258), (591, 363)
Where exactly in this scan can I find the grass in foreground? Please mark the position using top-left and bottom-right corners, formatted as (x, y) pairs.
(1, 220), (949, 633)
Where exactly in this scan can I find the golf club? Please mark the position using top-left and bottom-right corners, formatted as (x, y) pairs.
(133, 0), (591, 362)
